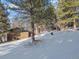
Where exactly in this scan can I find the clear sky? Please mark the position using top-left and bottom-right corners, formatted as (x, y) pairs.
(1, 0), (58, 22)
(1, 0), (20, 23)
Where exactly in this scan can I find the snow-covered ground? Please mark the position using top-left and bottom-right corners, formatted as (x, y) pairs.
(0, 31), (79, 59)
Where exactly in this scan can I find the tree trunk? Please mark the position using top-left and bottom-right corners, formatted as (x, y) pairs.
(38, 27), (41, 34)
(31, 22), (35, 42)
(0, 36), (3, 43)
(37, 25), (41, 34)
(73, 19), (76, 30)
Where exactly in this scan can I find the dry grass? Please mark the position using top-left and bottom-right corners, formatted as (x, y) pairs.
(18, 32), (29, 39)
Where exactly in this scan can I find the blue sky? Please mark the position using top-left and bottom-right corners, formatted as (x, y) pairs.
(1, 0), (20, 23)
(53, 0), (58, 3)
(1, 0), (58, 22)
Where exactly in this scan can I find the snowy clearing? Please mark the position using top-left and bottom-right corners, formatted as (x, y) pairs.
(0, 31), (79, 59)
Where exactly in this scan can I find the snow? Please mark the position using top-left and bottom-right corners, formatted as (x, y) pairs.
(0, 31), (79, 59)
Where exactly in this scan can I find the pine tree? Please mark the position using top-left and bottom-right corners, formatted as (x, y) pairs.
(0, 3), (10, 34)
(6, 0), (56, 42)
(58, 0), (79, 30)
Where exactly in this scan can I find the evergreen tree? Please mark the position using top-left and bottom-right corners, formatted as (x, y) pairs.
(7, 0), (56, 42)
(0, 2), (10, 34)
(58, 0), (79, 29)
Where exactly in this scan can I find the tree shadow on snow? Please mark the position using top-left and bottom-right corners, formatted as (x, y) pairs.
(23, 39), (44, 48)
